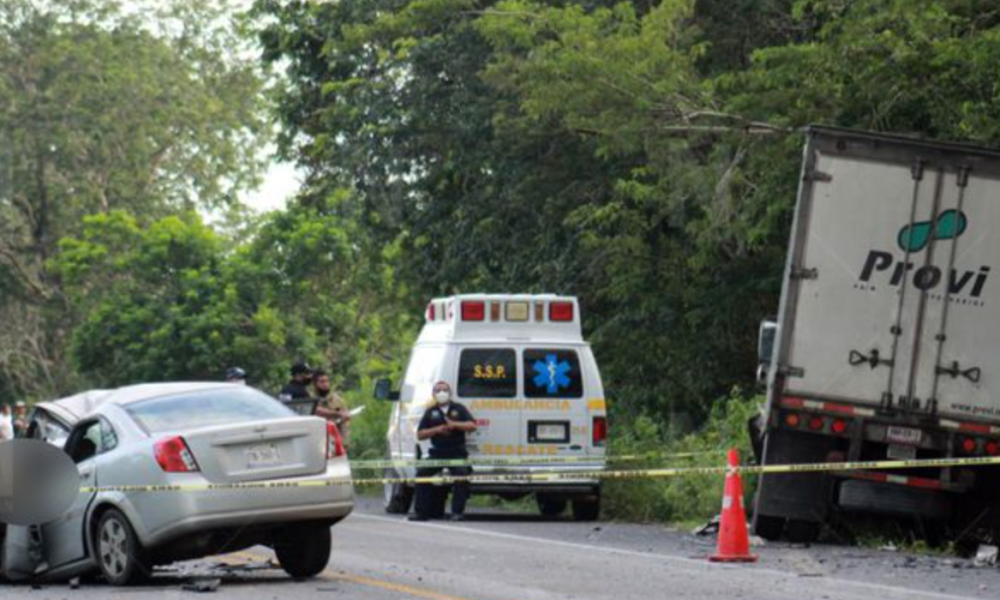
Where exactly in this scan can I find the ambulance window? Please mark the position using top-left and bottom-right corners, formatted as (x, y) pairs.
(523, 349), (584, 399)
(458, 349), (517, 398)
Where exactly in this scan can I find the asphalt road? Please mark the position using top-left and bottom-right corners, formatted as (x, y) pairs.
(5, 496), (1000, 600)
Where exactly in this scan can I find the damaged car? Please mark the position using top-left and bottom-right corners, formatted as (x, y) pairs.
(1, 382), (353, 585)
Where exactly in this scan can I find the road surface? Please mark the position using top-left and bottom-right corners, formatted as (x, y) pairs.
(4, 496), (999, 599)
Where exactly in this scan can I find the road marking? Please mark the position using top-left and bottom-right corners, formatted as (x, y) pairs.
(228, 548), (483, 600)
(322, 571), (481, 600)
(353, 513), (986, 600)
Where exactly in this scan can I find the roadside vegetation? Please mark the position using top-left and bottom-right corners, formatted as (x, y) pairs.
(5, 0), (1000, 524)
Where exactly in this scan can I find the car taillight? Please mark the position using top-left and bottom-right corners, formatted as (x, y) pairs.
(461, 301), (485, 321)
(592, 416), (607, 447)
(831, 419), (848, 434)
(550, 301), (574, 322)
(426, 303), (436, 321)
(962, 437), (978, 454)
(808, 416), (825, 431)
(987, 441), (1000, 456)
(327, 421), (345, 458)
(785, 413), (800, 428)
(154, 436), (199, 472)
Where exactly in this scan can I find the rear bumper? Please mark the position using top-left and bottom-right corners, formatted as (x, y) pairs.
(110, 461), (354, 548)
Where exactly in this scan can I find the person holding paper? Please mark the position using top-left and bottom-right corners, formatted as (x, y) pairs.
(313, 370), (352, 450)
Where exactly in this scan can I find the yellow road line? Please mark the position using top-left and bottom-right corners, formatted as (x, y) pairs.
(321, 570), (479, 600)
(228, 548), (482, 600)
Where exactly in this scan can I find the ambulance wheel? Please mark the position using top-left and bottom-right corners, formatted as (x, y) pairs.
(572, 497), (601, 522)
(536, 495), (567, 518)
(384, 473), (414, 514)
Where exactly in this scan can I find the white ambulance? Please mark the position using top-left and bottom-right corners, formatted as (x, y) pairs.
(375, 294), (608, 520)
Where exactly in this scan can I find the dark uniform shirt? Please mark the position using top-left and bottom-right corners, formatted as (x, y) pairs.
(418, 402), (475, 458)
(279, 380), (311, 400)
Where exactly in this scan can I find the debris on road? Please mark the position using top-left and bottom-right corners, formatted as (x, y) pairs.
(974, 545), (998, 567)
(693, 515), (720, 537)
(182, 578), (222, 593)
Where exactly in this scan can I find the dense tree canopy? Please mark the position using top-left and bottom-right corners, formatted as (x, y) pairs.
(0, 0), (267, 399)
(252, 0), (1000, 426)
(7, 0), (1000, 442)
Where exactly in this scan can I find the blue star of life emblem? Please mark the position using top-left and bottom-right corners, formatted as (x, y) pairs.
(532, 354), (572, 394)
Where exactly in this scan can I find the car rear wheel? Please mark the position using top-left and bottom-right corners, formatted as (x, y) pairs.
(275, 523), (331, 580)
(96, 509), (150, 586)
(536, 495), (567, 518)
(384, 472), (414, 514)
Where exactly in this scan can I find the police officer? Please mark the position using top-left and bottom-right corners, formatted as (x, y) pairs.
(279, 361), (312, 400)
(409, 381), (477, 522)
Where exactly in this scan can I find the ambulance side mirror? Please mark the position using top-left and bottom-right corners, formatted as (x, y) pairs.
(375, 378), (400, 401)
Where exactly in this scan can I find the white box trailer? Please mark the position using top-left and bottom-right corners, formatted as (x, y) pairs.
(753, 127), (1000, 543)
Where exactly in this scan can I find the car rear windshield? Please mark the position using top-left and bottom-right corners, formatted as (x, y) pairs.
(126, 388), (295, 434)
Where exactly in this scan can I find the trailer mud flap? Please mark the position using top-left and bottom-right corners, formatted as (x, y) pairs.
(754, 430), (834, 523)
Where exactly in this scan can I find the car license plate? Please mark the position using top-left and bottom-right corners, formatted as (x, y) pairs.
(887, 443), (917, 460)
(536, 424), (567, 441)
(245, 443), (281, 468)
(886, 426), (923, 445)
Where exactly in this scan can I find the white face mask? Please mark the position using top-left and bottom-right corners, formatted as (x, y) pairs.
(434, 390), (451, 405)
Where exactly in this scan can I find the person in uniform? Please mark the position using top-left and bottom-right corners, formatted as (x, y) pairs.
(409, 381), (477, 522)
(313, 370), (351, 450)
(278, 361), (312, 400)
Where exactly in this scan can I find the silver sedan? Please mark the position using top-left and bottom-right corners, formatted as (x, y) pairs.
(2, 382), (353, 585)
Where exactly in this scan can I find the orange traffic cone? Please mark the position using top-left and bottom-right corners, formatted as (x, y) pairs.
(709, 448), (758, 563)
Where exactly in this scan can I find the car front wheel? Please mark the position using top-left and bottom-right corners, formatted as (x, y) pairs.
(275, 523), (331, 579)
(96, 509), (150, 586)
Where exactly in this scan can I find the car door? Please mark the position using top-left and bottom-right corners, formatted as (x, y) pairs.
(42, 419), (109, 568)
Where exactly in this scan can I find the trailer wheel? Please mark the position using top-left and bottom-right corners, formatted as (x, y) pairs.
(785, 519), (820, 544)
(536, 495), (567, 518)
(753, 515), (785, 541)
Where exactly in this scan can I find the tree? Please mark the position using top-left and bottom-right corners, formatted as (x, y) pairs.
(0, 0), (268, 399)
(52, 200), (413, 394)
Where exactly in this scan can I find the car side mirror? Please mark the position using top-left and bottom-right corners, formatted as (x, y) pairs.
(374, 378), (400, 401)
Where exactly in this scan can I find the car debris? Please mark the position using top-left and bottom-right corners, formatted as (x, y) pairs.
(693, 515), (720, 536)
(974, 545), (999, 567)
(182, 577), (222, 593)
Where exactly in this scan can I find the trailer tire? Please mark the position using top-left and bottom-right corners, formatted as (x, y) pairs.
(537, 495), (567, 518)
(785, 519), (820, 544)
(753, 515), (785, 541)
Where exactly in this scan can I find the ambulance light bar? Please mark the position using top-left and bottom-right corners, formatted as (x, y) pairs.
(426, 298), (577, 324)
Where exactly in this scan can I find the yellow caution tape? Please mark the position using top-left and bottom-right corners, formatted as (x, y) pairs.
(78, 453), (1000, 494)
(349, 451), (713, 470)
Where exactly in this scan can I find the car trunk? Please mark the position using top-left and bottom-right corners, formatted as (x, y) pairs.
(179, 417), (327, 483)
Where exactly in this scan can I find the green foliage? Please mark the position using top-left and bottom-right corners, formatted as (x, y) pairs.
(0, 0), (268, 400)
(51, 199), (416, 395)
(603, 390), (762, 524)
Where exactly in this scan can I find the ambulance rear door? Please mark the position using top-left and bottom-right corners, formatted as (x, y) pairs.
(454, 345), (521, 458)
(520, 344), (592, 459)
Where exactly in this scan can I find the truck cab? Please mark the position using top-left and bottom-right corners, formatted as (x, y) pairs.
(377, 294), (607, 520)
